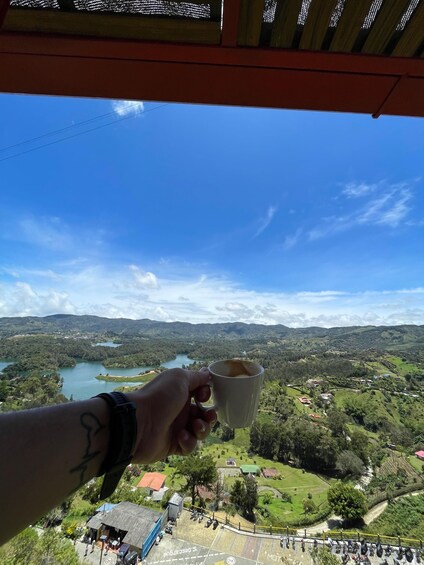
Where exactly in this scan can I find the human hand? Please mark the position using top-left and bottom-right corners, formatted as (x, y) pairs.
(127, 367), (216, 463)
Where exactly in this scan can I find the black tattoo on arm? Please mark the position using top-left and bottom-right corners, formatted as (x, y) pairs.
(70, 412), (106, 490)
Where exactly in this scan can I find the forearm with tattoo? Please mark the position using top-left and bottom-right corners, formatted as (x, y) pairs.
(70, 412), (106, 489)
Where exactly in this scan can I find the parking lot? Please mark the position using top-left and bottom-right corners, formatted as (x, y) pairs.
(145, 510), (309, 565)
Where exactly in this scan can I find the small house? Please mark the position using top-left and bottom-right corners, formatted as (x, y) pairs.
(240, 464), (260, 476)
(298, 397), (312, 406)
(306, 379), (323, 388)
(226, 457), (236, 466)
(87, 501), (166, 561)
(262, 468), (279, 479)
(319, 393), (333, 403)
(415, 450), (424, 461)
(137, 472), (166, 495)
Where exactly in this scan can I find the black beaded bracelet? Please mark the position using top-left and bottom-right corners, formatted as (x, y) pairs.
(95, 391), (137, 499)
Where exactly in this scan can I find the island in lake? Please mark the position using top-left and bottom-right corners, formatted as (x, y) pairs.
(95, 369), (158, 383)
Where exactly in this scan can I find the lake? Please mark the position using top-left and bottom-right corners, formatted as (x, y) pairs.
(0, 354), (195, 400)
(0, 361), (12, 372)
(60, 354), (195, 399)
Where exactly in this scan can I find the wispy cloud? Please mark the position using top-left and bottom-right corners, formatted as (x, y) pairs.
(112, 100), (144, 117)
(283, 228), (302, 250)
(0, 214), (108, 255)
(18, 216), (72, 251)
(342, 182), (377, 198)
(308, 180), (417, 240)
(254, 205), (277, 238)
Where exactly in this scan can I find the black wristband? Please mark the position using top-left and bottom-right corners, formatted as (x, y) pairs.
(95, 391), (137, 499)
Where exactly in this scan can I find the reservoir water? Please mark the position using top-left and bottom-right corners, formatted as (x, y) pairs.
(0, 354), (195, 400)
(60, 354), (194, 399)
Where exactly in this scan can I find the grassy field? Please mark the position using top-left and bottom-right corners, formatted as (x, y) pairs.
(386, 355), (423, 377)
(96, 370), (158, 382)
(334, 388), (403, 425)
(285, 386), (313, 415)
(367, 493), (424, 539)
(377, 452), (421, 481)
(202, 440), (331, 526)
(408, 455), (424, 473)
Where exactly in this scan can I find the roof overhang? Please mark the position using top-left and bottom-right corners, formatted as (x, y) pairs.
(1, 0), (423, 118)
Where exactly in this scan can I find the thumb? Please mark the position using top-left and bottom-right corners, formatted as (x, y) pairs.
(187, 367), (211, 392)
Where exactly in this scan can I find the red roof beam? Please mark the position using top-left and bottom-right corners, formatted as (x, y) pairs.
(221, 0), (242, 47)
(0, 0), (10, 29)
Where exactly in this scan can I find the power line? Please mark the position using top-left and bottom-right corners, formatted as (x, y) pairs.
(0, 102), (168, 164)
(0, 101), (143, 155)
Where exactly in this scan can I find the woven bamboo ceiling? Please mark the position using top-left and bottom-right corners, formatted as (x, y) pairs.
(1, 0), (424, 117)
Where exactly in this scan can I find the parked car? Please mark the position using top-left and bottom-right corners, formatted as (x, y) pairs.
(118, 543), (130, 560)
(123, 550), (138, 565)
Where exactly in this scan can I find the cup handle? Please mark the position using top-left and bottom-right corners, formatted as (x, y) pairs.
(195, 399), (217, 413)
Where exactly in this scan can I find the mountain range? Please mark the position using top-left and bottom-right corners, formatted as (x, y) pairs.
(1, 314), (424, 351)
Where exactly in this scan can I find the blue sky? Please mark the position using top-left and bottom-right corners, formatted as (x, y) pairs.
(0, 94), (423, 326)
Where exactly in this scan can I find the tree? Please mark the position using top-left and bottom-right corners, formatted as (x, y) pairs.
(230, 476), (258, 521)
(230, 479), (244, 509)
(243, 476), (258, 520)
(303, 498), (317, 515)
(213, 478), (225, 510)
(36, 529), (80, 565)
(3, 527), (38, 565)
(327, 481), (367, 522)
(174, 451), (217, 505)
(218, 423), (235, 442)
(336, 450), (365, 480)
(311, 546), (342, 565)
(349, 429), (370, 464)
(0, 528), (80, 565)
(326, 407), (348, 439)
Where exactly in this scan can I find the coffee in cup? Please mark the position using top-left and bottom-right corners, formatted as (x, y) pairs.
(201, 359), (264, 428)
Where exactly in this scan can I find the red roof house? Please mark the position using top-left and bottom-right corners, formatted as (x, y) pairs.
(298, 397), (312, 406)
(262, 468), (279, 479)
(137, 472), (166, 492)
(415, 450), (424, 461)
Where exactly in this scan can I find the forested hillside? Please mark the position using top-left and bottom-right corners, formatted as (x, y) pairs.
(1, 315), (424, 353)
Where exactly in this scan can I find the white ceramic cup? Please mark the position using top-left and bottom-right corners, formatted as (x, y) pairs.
(200, 359), (264, 428)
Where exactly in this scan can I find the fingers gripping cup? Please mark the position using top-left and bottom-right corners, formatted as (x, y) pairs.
(200, 359), (264, 428)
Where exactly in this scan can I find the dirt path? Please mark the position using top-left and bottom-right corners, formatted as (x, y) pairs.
(258, 486), (282, 498)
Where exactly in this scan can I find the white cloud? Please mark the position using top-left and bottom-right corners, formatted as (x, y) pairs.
(0, 282), (76, 317)
(129, 265), (160, 289)
(342, 182), (377, 198)
(253, 206), (277, 238)
(112, 100), (144, 117)
(1, 263), (424, 327)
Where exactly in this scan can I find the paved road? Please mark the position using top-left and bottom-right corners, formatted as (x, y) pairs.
(299, 490), (424, 535)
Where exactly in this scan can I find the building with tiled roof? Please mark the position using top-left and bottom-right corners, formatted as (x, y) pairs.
(137, 472), (166, 492)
